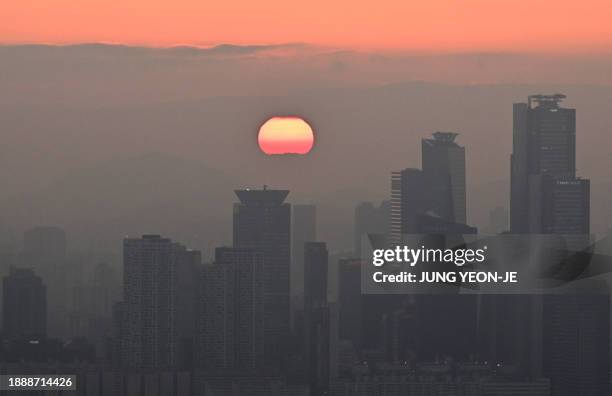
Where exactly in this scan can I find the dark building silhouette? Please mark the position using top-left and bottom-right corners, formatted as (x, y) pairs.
(382, 297), (418, 364)
(511, 94), (590, 239)
(390, 168), (428, 243)
(478, 294), (544, 379)
(531, 176), (590, 236)
(2, 267), (47, 339)
(304, 242), (328, 313)
(354, 201), (390, 257)
(391, 132), (472, 243)
(233, 186), (291, 366)
(387, 133), (477, 365)
(197, 247), (264, 372)
(69, 261), (121, 358)
(543, 283), (610, 396)
(422, 131), (466, 225)
(306, 304), (337, 396)
(22, 226), (69, 339)
(303, 242), (331, 395)
(120, 234), (199, 369)
(338, 258), (362, 350)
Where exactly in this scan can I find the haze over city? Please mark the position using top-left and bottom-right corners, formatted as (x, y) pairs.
(1, 2), (612, 395)
(2, 42), (612, 254)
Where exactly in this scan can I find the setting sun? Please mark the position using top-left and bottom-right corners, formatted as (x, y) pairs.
(258, 117), (314, 155)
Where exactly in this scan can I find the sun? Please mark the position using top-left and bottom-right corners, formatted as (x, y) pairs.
(258, 116), (314, 155)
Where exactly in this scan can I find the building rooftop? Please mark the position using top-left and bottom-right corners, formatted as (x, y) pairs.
(235, 186), (289, 205)
(528, 93), (566, 109)
(423, 131), (460, 147)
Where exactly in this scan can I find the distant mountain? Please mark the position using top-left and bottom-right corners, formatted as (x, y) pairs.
(0, 153), (239, 257)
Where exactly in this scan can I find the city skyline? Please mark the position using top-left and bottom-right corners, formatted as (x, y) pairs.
(1, 101), (610, 393)
(2, 1), (611, 394)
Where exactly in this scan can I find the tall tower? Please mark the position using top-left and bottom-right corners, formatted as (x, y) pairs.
(510, 94), (588, 237)
(422, 131), (467, 224)
(390, 133), (470, 244)
(390, 168), (427, 244)
(122, 234), (199, 369)
(303, 242), (331, 396)
(304, 242), (328, 314)
(233, 186), (291, 365)
(22, 226), (68, 338)
(543, 282), (610, 395)
(2, 267), (47, 339)
(197, 247), (264, 371)
(338, 258), (362, 349)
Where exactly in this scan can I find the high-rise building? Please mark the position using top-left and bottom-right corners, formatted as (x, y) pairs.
(390, 132), (471, 243)
(478, 295), (543, 379)
(22, 226), (68, 338)
(233, 186), (291, 365)
(510, 94), (589, 237)
(2, 267), (47, 339)
(390, 168), (427, 243)
(338, 258), (363, 349)
(381, 297), (418, 364)
(197, 247), (264, 371)
(304, 242), (328, 313)
(529, 176), (590, 236)
(543, 282), (610, 395)
(303, 242), (331, 395)
(305, 304), (337, 396)
(354, 201), (390, 257)
(121, 234), (199, 369)
(422, 131), (466, 224)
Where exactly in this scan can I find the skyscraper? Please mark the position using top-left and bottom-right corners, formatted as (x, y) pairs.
(390, 132), (470, 243)
(304, 242), (328, 314)
(233, 186), (291, 365)
(303, 242), (331, 395)
(510, 94), (589, 237)
(543, 282), (610, 395)
(422, 131), (466, 224)
(197, 247), (264, 371)
(22, 226), (68, 338)
(390, 168), (427, 243)
(532, 176), (590, 236)
(2, 267), (47, 339)
(338, 258), (362, 349)
(121, 234), (199, 369)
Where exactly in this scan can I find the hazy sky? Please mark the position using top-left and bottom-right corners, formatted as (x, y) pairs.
(1, 2), (612, 253)
(2, 0), (612, 52)
(2, 43), (612, 254)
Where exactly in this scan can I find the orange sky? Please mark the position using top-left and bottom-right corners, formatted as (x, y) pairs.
(2, 0), (612, 52)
